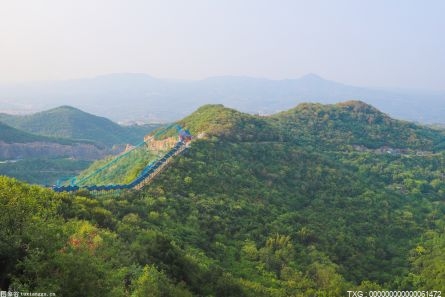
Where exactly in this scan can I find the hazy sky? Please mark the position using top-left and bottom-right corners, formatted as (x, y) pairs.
(0, 0), (444, 90)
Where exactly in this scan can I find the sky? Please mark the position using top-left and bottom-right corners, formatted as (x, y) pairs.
(0, 0), (444, 90)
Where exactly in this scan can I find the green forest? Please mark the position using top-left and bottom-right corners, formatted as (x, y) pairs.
(1, 101), (444, 296)
(0, 105), (160, 146)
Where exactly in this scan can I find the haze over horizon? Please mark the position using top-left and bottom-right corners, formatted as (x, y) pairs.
(1, 0), (444, 91)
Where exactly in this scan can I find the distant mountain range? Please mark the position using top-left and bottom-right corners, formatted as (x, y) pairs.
(0, 73), (444, 124)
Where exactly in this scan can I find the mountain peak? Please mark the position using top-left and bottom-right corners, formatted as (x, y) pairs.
(178, 104), (276, 141)
(93, 73), (157, 81)
(299, 73), (326, 81)
(39, 106), (90, 118)
(336, 100), (383, 114)
(179, 104), (246, 135)
(288, 100), (388, 119)
(51, 105), (83, 112)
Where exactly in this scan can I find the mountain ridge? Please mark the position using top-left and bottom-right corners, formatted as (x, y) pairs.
(1, 73), (444, 124)
(72, 100), (444, 193)
(177, 101), (444, 151)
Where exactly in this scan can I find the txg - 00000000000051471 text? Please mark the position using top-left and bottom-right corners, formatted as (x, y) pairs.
(347, 291), (441, 297)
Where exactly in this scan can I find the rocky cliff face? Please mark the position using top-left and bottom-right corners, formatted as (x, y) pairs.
(0, 141), (113, 160)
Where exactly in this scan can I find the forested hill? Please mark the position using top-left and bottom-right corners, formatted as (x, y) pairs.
(1, 101), (444, 296)
(179, 101), (444, 150)
(0, 121), (60, 143)
(0, 106), (159, 146)
(273, 100), (444, 150)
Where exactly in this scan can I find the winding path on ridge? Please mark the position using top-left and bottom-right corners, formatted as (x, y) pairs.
(53, 125), (192, 193)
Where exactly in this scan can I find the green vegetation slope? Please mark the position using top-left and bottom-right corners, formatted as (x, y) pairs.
(1, 102), (444, 296)
(272, 100), (444, 150)
(0, 106), (159, 146)
(0, 121), (79, 144)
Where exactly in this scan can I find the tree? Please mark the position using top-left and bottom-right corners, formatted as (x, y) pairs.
(131, 265), (192, 297)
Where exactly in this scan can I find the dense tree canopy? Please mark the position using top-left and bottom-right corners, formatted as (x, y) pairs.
(1, 102), (444, 295)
